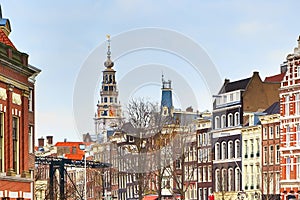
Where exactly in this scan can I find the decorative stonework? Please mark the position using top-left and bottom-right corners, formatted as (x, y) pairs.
(12, 92), (21, 105)
(0, 87), (7, 100)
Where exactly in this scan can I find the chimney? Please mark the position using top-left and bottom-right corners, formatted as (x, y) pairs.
(38, 137), (45, 148)
(46, 136), (53, 145)
(224, 79), (230, 84)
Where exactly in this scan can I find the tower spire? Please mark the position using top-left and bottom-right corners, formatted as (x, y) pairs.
(104, 34), (114, 68)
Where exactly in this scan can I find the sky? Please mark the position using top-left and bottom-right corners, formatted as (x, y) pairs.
(1, 1), (300, 143)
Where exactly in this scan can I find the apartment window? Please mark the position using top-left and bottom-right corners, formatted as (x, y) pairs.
(228, 140), (233, 159)
(287, 157), (291, 180)
(222, 142), (227, 160)
(12, 117), (19, 173)
(286, 125), (290, 147)
(221, 115), (226, 128)
(244, 140), (248, 158)
(0, 112), (3, 172)
(250, 139), (254, 157)
(28, 125), (33, 154)
(203, 133), (207, 146)
(235, 140), (240, 158)
(199, 167), (202, 182)
(208, 166), (212, 181)
(263, 146), (267, 165)
(207, 132), (211, 145)
(276, 145), (280, 164)
(28, 89), (33, 111)
(198, 149), (203, 162)
(223, 95), (227, 104)
(215, 169), (220, 192)
(228, 113), (233, 127)
(297, 124), (300, 146)
(208, 148), (211, 161)
(198, 188), (202, 200)
(297, 156), (300, 179)
(175, 159), (181, 169)
(230, 93), (234, 101)
(199, 134), (203, 146)
(234, 112), (240, 126)
(215, 143), (220, 160)
(269, 146), (274, 164)
(275, 125), (280, 138)
(269, 126), (274, 139)
(263, 127), (268, 140)
(256, 138), (260, 157)
(228, 168), (234, 191)
(285, 95), (289, 116)
(235, 167), (240, 191)
(203, 166), (207, 182)
(202, 188), (206, 200)
(296, 93), (300, 115)
(215, 116), (220, 129)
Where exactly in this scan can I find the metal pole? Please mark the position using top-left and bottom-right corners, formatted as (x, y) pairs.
(84, 152), (87, 200)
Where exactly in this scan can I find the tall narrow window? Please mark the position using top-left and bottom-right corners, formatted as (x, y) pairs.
(297, 124), (300, 146)
(235, 140), (240, 158)
(0, 112), (3, 172)
(222, 142), (227, 160)
(215, 143), (220, 160)
(234, 112), (240, 126)
(12, 117), (19, 173)
(269, 126), (274, 139)
(215, 169), (220, 192)
(285, 95), (290, 116)
(297, 156), (300, 179)
(296, 93), (300, 115)
(215, 116), (220, 129)
(28, 125), (33, 154)
(275, 125), (280, 138)
(235, 168), (240, 191)
(263, 146), (268, 165)
(269, 146), (274, 164)
(28, 89), (33, 112)
(286, 125), (290, 147)
(221, 115), (226, 128)
(276, 145), (280, 164)
(228, 168), (233, 191)
(228, 141), (233, 159)
(228, 113), (233, 127)
(287, 157), (291, 180)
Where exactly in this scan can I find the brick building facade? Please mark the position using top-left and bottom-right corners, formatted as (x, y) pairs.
(0, 7), (40, 200)
(280, 36), (300, 200)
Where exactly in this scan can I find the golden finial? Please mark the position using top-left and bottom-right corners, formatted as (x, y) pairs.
(106, 34), (110, 40)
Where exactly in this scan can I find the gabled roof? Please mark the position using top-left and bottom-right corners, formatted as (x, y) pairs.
(263, 101), (279, 115)
(224, 77), (251, 93)
(264, 73), (285, 83)
(0, 29), (15, 49)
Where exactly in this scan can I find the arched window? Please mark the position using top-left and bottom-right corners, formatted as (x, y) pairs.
(215, 143), (220, 160)
(215, 169), (220, 192)
(215, 116), (220, 129)
(234, 112), (240, 126)
(222, 168), (227, 191)
(222, 142), (227, 160)
(228, 168), (234, 191)
(228, 140), (233, 159)
(235, 167), (240, 191)
(235, 140), (240, 158)
(221, 115), (226, 128)
(228, 113), (233, 127)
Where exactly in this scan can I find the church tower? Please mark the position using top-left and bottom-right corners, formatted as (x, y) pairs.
(161, 75), (174, 116)
(94, 35), (122, 142)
